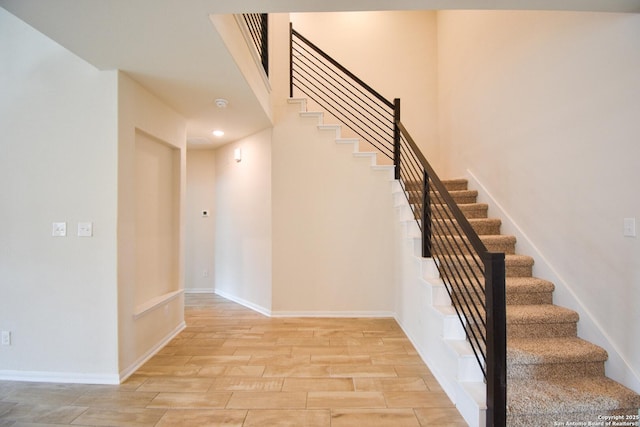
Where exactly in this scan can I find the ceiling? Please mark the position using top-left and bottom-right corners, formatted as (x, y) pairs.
(1, 0), (638, 149)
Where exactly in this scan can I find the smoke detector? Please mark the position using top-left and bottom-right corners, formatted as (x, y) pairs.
(215, 98), (229, 109)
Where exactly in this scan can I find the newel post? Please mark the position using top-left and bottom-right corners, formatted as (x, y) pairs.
(485, 252), (507, 427)
(393, 98), (401, 180)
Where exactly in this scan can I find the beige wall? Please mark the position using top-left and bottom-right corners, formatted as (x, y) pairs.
(185, 150), (217, 292)
(0, 8), (119, 382)
(290, 11), (440, 165)
(271, 103), (397, 314)
(214, 129), (273, 313)
(438, 10), (640, 390)
(117, 72), (187, 380)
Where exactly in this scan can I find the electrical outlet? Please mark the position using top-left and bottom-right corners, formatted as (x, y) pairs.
(203, 269), (209, 277)
(1, 331), (11, 346)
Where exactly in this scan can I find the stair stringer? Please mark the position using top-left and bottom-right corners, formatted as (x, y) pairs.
(391, 181), (487, 427)
(467, 169), (640, 395)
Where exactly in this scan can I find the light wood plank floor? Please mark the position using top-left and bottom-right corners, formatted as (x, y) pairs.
(0, 293), (468, 426)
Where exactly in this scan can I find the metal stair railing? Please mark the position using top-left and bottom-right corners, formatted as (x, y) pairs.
(290, 24), (506, 427)
(241, 13), (269, 76)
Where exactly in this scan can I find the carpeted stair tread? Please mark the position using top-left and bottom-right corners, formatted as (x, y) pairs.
(506, 277), (555, 294)
(441, 178), (469, 191)
(468, 218), (502, 235)
(508, 337), (608, 365)
(449, 203), (488, 219)
(479, 234), (516, 253)
(506, 277), (555, 305)
(432, 189), (478, 204)
(507, 376), (640, 418)
(507, 304), (579, 325)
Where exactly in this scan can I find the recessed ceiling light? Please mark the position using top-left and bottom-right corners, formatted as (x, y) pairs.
(212, 130), (225, 137)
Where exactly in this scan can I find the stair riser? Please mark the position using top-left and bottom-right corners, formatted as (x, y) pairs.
(508, 362), (605, 380)
(508, 322), (577, 339)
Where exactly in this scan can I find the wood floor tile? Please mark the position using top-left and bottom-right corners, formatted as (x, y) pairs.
(330, 365), (398, 378)
(384, 391), (456, 408)
(147, 392), (231, 409)
(0, 403), (87, 424)
(330, 408), (421, 427)
(186, 355), (251, 366)
(414, 407), (469, 426)
(243, 409), (330, 427)
(307, 391), (386, 409)
(250, 355), (311, 366)
(353, 377), (428, 392)
(225, 392), (307, 409)
(72, 391), (157, 408)
(136, 377), (213, 393)
(310, 355), (371, 364)
(134, 365), (202, 377)
(211, 378), (283, 392)
(282, 378), (354, 392)
(0, 294), (466, 427)
(155, 409), (246, 427)
(263, 365), (331, 378)
(71, 407), (165, 426)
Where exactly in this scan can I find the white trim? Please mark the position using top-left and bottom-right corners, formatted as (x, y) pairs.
(118, 320), (186, 383)
(467, 169), (640, 394)
(184, 288), (215, 294)
(133, 289), (183, 319)
(214, 289), (271, 317)
(271, 310), (395, 318)
(0, 370), (120, 385)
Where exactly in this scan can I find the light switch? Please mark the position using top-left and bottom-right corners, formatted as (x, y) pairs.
(52, 222), (67, 237)
(624, 218), (636, 237)
(78, 222), (93, 237)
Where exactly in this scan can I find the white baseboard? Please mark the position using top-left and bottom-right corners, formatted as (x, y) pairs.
(0, 370), (120, 385)
(184, 288), (215, 294)
(118, 320), (186, 383)
(214, 289), (271, 317)
(467, 169), (640, 394)
(271, 310), (395, 318)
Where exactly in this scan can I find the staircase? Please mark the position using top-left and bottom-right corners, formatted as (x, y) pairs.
(434, 179), (640, 425)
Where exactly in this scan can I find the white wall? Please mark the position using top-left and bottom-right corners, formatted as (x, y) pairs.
(186, 150), (216, 293)
(290, 11), (440, 164)
(438, 10), (640, 391)
(0, 8), (119, 382)
(271, 103), (397, 315)
(214, 129), (273, 314)
(117, 72), (187, 380)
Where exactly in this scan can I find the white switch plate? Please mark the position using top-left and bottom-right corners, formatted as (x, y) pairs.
(52, 222), (67, 237)
(78, 222), (93, 237)
(624, 218), (636, 237)
(1, 331), (10, 346)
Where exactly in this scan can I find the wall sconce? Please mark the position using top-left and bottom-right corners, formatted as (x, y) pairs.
(233, 147), (242, 163)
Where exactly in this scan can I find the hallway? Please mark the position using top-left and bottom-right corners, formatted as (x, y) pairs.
(0, 294), (467, 426)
